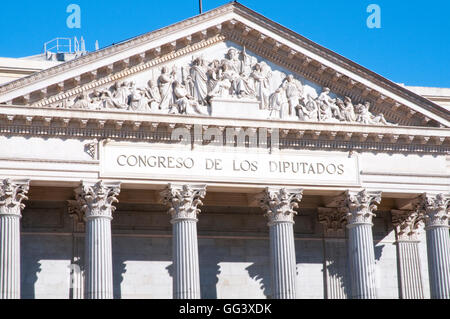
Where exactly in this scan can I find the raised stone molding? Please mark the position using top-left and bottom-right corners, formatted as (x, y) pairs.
(74, 181), (121, 220)
(391, 210), (424, 241)
(334, 190), (382, 227)
(259, 187), (303, 225)
(318, 207), (347, 238)
(0, 179), (30, 217)
(415, 193), (450, 229)
(161, 184), (207, 222)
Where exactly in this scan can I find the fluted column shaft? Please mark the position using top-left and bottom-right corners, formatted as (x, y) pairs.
(318, 207), (348, 299)
(85, 216), (113, 299)
(417, 193), (450, 299)
(161, 184), (207, 299)
(172, 218), (201, 299)
(260, 187), (303, 299)
(392, 210), (424, 299)
(337, 190), (381, 299)
(269, 221), (297, 299)
(75, 181), (120, 300)
(0, 179), (29, 299)
(347, 223), (377, 299)
(426, 227), (450, 298)
(396, 241), (424, 299)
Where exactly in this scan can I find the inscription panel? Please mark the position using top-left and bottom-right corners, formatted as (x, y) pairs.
(100, 142), (360, 187)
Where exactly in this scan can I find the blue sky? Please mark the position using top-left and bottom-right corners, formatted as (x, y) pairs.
(0, 0), (449, 87)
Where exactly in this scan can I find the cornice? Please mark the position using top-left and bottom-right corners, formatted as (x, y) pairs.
(0, 104), (448, 154)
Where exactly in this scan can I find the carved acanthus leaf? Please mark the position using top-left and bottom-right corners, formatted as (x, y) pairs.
(391, 210), (424, 241)
(161, 184), (207, 222)
(334, 190), (382, 226)
(75, 181), (121, 219)
(259, 187), (303, 225)
(415, 193), (450, 229)
(0, 179), (30, 217)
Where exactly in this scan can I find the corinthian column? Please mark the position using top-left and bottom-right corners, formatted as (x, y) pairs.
(338, 190), (381, 299)
(161, 184), (207, 299)
(0, 179), (29, 299)
(259, 187), (303, 299)
(391, 210), (425, 299)
(416, 193), (450, 299)
(75, 181), (121, 299)
(318, 207), (349, 299)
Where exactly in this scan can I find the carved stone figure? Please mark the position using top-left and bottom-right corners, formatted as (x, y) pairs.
(50, 47), (397, 126)
(355, 102), (390, 125)
(341, 96), (356, 122)
(128, 81), (149, 112)
(111, 81), (131, 110)
(145, 80), (161, 110)
(189, 57), (208, 105)
(251, 62), (271, 109)
(298, 94), (319, 121)
(282, 75), (303, 117)
(72, 92), (91, 109)
(158, 66), (176, 110)
(269, 88), (288, 119)
(318, 88), (341, 121)
(173, 80), (198, 114)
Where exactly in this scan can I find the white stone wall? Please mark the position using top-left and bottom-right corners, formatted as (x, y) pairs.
(17, 202), (431, 299)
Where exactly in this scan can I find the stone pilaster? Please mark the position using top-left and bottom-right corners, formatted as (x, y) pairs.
(67, 200), (85, 299)
(416, 193), (450, 299)
(391, 210), (425, 299)
(0, 179), (29, 299)
(318, 207), (348, 299)
(161, 184), (206, 299)
(337, 189), (381, 299)
(75, 181), (121, 299)
(260, 187), (303, 299)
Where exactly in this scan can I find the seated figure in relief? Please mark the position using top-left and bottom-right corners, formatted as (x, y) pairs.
(297, 94), (319, 122)
(173, 80), (209, 115)
(208, 62), (233, 98)
(317, 88), (341, 121)
(223, 48), (255, 98)
(128, 81), (149, 112)
(269, 87), (288, 119)
(72, 92), (91, 109)
(339, 96), (356, 122)
(355, 102), (391, 125)
(110, 81), (131, 110)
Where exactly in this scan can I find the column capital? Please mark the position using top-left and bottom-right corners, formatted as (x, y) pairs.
(75, 181), (121, 220)
(259, 187), (303, 225)
(335, 190), (382, 227)
(161, 184), (207, 222)
(415, 193), (450, 229)
(0, 179), (30, 217)
(391, 209), (424, 241)
(67, 200), (85, 232)
(318, 207), (347, 238)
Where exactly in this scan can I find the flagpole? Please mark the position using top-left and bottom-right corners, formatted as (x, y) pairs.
(199, 0), (203, 14)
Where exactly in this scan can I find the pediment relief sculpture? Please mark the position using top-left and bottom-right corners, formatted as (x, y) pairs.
(55, 47), (396, 125)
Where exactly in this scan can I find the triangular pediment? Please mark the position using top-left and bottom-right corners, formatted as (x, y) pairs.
(0, 2), (448, 128)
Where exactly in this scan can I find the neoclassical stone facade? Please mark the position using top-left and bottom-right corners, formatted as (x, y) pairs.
(0, 3), (448, 299)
